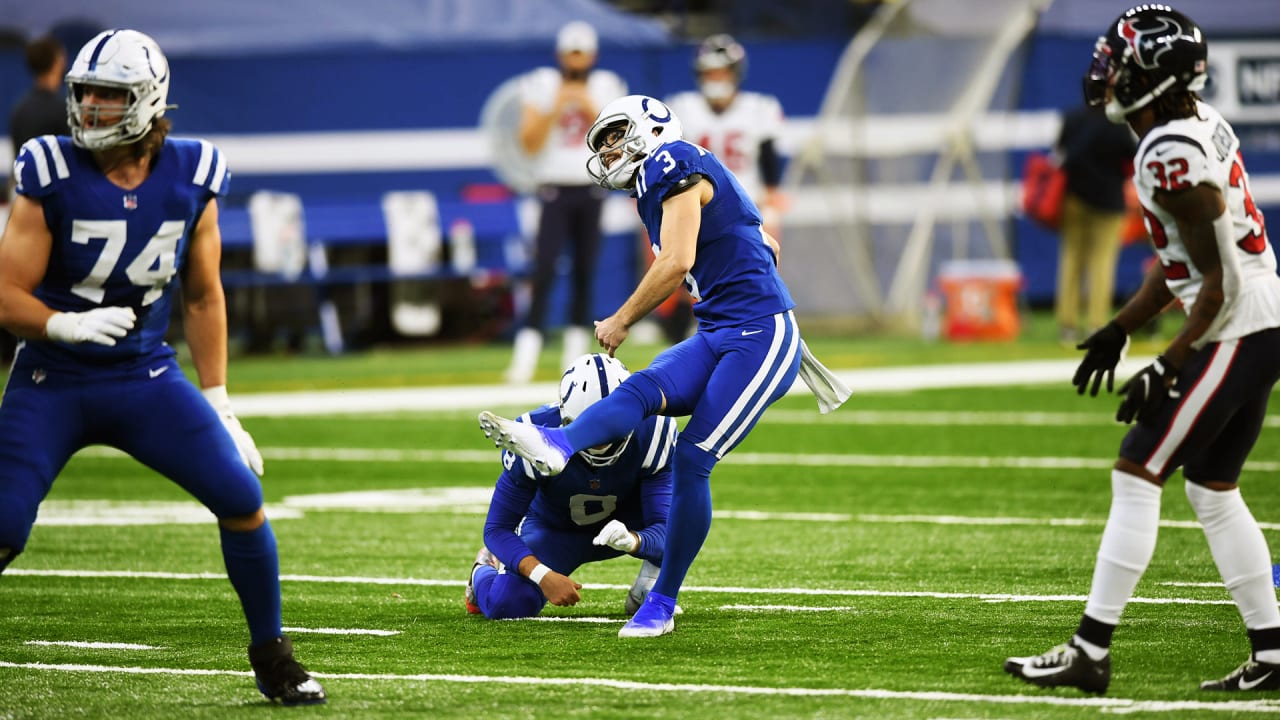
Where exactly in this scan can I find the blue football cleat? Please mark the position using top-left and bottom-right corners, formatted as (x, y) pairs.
(619, 591), (676, 638)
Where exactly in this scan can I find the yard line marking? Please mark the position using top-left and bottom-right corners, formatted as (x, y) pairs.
(767, 409), (1280, 428)
(43, 498), (1277, 531)
(24, 640), (163, 650)
(73, 445), (1280, 473)
(6, 568), (1233, 605)
(2, 661), (1279, 713)
(721, 605), (855, 612)
(282, 626), (400, 636)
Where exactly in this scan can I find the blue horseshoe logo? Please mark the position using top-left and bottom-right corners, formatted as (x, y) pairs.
(641, 97), (671, 124)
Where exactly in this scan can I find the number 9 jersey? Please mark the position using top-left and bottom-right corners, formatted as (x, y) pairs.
(1133, 101), (1280, 346)
(12, 134), (229, 366)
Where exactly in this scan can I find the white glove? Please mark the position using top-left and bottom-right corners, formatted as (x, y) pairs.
(203, 385), (265, 476)
(45, 307), (136, 346)
(592, 519), (639, 554)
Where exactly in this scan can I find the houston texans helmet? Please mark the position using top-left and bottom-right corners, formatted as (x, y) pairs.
(1084, 5), (1207, 123)
(585, 94), (684, 190)
(694, 34), (747, 103)
(66, 29), (172, 150)
(558, 353), (633, 467)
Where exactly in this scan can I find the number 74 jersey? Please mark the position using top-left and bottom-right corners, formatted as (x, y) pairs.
(13, 135), (228, 362)
(1133, 101), (1280, 346)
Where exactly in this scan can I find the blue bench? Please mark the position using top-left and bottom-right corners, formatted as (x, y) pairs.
(217, 197), (529, 351)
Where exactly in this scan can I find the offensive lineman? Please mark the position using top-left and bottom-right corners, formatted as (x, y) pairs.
(0, 29), (325, 705)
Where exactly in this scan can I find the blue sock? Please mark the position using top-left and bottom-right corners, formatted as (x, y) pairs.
(220, 520), (283, 646)
(561, 374), (664, 451)
(654, 442), (716, 600)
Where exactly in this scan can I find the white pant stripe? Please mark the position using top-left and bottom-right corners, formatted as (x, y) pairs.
(696, 312), (798, 458)
(1147, 340), (1238, 476)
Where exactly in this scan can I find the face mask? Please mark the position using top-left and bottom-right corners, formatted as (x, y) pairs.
(700, 79), (736, 103)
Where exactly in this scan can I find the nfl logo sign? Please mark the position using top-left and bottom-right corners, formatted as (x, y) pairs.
(123, 194), (138, 210)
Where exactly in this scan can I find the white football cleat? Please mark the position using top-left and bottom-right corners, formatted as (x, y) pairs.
(478, 411), (570, 476)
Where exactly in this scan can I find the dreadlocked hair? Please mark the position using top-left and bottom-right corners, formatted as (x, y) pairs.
(1152, 91), (1201, 125)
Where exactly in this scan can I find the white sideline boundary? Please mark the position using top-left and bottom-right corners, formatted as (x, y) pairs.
(228, 359), (1095, 417)
(3, 661), (1280, 714)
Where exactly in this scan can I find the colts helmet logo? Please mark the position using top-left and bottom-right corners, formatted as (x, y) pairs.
(1119, 14), (1193, 70)
(640, 97), (671, 124)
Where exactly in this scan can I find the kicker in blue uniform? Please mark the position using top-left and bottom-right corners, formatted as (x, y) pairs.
(479, 95), (848, 639)
(467, 353), (676, 619)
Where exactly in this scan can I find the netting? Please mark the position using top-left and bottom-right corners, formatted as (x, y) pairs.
(782, 0), (1051, 333)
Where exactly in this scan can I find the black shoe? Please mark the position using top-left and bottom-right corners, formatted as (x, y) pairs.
(1004, 641), (1110, 694)
(1201, 658), (1280, 691)
(249, 636), (327, 706)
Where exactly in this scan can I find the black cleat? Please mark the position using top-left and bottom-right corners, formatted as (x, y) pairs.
(1201, 658), (1280, 691)
(249, 635), (327, 706)
(1004, 641), (1110, 694)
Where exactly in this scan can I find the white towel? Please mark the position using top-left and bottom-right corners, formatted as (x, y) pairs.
(798, 340), (851, 414)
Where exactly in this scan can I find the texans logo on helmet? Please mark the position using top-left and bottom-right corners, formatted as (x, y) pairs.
(1120, 15), (1185, 70)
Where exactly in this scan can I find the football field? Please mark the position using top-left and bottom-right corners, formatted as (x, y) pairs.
(3, 347), (1280, 718)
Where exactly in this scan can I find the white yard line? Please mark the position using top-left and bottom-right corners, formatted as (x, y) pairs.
(282, 626), (400, 636)
(24, 640), (163, 650)
(5, 568), (1232, 606)
(69, 445), (1280, 473)
(1, 660), (1278, 713)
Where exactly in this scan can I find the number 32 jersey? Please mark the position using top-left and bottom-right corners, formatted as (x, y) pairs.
(1134, 101), (1280, 346)
(13, 135), (228, 367)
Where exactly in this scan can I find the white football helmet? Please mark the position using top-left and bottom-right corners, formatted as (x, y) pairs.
(559, 353), (633, 467)
(66, 29), (171, 150)
(585, 95), (683, 191)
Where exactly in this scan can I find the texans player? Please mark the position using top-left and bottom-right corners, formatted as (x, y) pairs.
(1005, 5), (1280, 694)
(0, 30), (324, 705)
(479, 94), (843, 638)
(466, 353), (674, 620)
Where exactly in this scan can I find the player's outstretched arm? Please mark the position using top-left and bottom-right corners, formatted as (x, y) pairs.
(183, 199), (263, 476)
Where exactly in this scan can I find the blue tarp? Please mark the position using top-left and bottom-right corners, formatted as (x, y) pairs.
(2, 0), (672, 54)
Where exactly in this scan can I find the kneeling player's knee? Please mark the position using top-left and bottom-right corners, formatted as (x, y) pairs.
(484, 579), (546, 620)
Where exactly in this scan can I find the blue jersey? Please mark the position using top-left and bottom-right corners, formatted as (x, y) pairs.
(483, 404), (676, 569)
(633, 139), (794, 329)
(12, 134), (228, 370)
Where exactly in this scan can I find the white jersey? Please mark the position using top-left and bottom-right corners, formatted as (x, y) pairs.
(1134, 101), (1280, 346)
(664, 90), (784, 202)
(520, 67), (626, 186)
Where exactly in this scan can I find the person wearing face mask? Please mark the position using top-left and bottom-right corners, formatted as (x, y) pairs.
(658, 34), (787, 344)
(505, 21), (628, 384)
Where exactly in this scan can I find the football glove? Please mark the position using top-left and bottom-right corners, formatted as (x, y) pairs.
(1072, 321), (1129, 396)
(45, 307), (136, 346)
(203, 385), (265, 476)
(1116, 356), (1181, 425)
(592, 519), (639, 554)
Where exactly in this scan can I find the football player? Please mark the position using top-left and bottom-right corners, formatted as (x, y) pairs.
(504, 21), (628, 384)
(665, 35), (787, 236)
(657, 36), (787, 343)
(0, 30), (324, 705)
(478, 94), (843, 638)
(1005, 5), (1280, 694)
(465, 353), (675, 619)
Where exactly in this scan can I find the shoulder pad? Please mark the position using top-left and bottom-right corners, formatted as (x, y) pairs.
(1137, 132), (1209, 192)
(183, 139), (230, 197)
(13, 135), (71, 198)
(639, 140), (707, 200)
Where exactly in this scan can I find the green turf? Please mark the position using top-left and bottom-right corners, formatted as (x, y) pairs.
(4, 312), (1280, 718)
